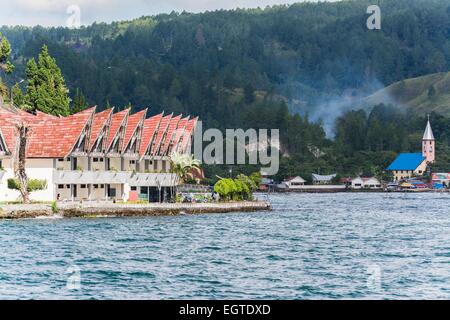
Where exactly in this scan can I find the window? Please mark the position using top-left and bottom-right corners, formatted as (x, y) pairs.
(80, 184), (87, 189)
(130, 160), (136, 165)
(58, 184), (65, 189)
(100, 184), (105, 189)
(100, 158), (104, 162)
(93, 158), (98, 162)
(66, 185), (70, 189)
(131, 186), (137, 191)
(93, 184), (98, 189)
(58, 158), (64, 162)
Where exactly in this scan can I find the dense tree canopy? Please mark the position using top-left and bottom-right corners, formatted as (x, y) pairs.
(24, 45), (70, 116)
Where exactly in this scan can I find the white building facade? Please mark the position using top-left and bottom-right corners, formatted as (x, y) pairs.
(0, 106), (198, 203)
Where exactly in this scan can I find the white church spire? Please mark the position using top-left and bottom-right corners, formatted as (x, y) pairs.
(422, 115), (435, 163)
(423, 115), (435, 141)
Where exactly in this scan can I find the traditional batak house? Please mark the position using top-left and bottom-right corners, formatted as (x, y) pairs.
(312, 173), (337, 185)
(0, 106), (198, 203)
(386, 118), (434, 181)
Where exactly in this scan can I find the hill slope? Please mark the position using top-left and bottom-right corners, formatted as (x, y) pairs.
(0, 0), (450, 127)
(364, 72), (450, 116)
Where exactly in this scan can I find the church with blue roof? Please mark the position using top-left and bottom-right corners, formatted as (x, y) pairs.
(386, 118), (435, 181)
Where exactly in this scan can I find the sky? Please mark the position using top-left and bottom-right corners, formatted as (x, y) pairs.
(0, 0), (333, 27)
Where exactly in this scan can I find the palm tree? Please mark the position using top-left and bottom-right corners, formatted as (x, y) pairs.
(169, 152), (201, 184)
(169, 152), (202, 202)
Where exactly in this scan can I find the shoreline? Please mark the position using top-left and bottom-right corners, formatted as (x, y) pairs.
(0, 201), (272, 220)
(271, 189), (444, 193)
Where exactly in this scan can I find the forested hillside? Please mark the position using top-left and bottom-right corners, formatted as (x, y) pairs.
(1, 0), (450, 180)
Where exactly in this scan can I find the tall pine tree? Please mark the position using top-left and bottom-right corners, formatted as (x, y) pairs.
(0, 33), (14, 105)
(71, 88), (87, 114)
(24, 45), (70, 116)
(0, 33), (14, 74)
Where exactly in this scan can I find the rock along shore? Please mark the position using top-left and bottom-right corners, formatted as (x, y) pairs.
(0, 201), (272, 219)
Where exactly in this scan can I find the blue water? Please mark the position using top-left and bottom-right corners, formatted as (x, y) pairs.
(1, 193), (450, 299)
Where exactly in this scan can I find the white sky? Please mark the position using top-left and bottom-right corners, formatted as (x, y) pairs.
(0, 0), (335, 27)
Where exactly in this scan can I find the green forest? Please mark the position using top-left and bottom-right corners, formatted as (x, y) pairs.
(1, 0), (450, 182)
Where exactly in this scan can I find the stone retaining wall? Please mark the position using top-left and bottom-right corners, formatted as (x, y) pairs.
(0, 201), (271, 219)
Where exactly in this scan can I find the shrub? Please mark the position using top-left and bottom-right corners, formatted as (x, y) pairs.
(51, 201), (59, 214)
(7, 178), (47, 192)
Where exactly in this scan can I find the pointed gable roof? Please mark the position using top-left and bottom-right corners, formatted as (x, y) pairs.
(169, 116), (190, 155)
(89, 108), (113, 151)
(159, 114), (182, 156)
(107, 109), (129, 151)
(0, 107), (24, 151)
(179, 117), (198, 153)
(122, 109), (147, 152)
(27, 107), (96, 158)
(423, 119), (435, 140)
(150, 113), (172, 156)
(139, 113), (163, 157)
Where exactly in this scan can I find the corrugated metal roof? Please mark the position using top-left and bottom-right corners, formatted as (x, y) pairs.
(312, 173), (336, 181)
(386, 153), (426, 171)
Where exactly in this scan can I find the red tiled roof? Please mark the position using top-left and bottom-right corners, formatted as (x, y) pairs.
(0, 107), (29, 151)
(0, 105), (199, 159)
(122, 109), (147, 152)
(169, 116), (190, 155)
(106, 109), (129, 151)
(89, 108), (113, 151)
(159, 114), (182, 156)
(150, 114), (172, 156)
(35, 111), (59, 120)
(26, 107), (96, 158)
(139, 113), (163, 157)
(179, 117), (198, 153)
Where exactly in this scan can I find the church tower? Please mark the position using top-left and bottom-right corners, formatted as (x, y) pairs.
(422, 116), (435, 163)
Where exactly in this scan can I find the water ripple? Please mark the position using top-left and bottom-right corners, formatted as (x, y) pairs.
(1, 193), (450, 299)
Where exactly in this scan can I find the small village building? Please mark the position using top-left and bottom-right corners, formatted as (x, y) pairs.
(312, 173), (336, 185)
(277, 176), (306, 190)
(387, 118), (434, 182)
(351, 177), (382, 189)
(431, 173), (450, 188)
(386, 153), (428, 181)
(259, 177), (274, 191)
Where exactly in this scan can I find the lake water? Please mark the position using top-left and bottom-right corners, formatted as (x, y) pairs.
(1, 192), (450, 299)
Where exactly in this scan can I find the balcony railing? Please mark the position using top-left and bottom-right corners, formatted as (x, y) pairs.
(53, 170), (178, 187)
